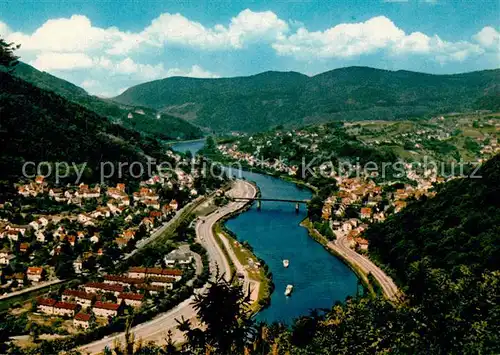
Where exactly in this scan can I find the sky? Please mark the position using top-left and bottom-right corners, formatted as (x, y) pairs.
(0, 0), (498, 97)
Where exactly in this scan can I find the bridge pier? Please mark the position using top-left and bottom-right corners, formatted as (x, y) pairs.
(295, 202), (299, 213)
(257, 200), (261, 210)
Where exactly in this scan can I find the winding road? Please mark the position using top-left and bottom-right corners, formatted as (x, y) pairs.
(79, 180), (256, 354)
(328, 228), (400, 301)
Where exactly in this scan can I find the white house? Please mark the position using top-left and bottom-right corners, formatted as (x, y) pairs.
(164, 249), (193, 266)
(36, 231), (46, 243)
(73, 313), (92, 329)
(53, 301), (79, 317)
(92, 301), (121, 318)
(27, 267), (45, 282)
(37, 298), (56, 315)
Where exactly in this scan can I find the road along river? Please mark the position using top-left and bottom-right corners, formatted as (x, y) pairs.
(171, 140), (359, 324)
(79, 180), (256, 354)
(223, 168), (358, 324)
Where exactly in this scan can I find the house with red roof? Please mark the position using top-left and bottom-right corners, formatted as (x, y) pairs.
(83, 282), (124, 296)
(62, 289), (99, 307)
(103, 275), (145, 286)
(53, 301), (79, 317)
(37, 298), (56, 315)
(92, 301), (122, 318)
(19, 243), (30, 253)
(355, 237), (369, 251)
(169, 200), (179, 211)
(27, 267), (45, 282)
(117, 293), (144, 307)
(360, 207), (373, 220)
(74, 313), (92, 329)
(148, 276), (175, 289)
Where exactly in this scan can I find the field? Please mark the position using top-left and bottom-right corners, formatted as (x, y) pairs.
(347, 112), (499, 163)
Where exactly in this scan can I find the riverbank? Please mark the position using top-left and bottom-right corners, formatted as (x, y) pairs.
(300, 218), (375, 296)
(212, 182), (273, 314)
(165, 138), (206, 145)
(223, 159), (318, 194)
(222, 154), (398, 302)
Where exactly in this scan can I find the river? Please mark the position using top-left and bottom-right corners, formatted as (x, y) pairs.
(171, 141), (358, 324)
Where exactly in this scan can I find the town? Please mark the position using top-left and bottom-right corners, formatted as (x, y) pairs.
(216, 113), (500, 252)
(0, 150), (225, 340)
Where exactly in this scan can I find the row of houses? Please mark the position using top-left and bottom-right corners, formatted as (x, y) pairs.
(37, 297), (125, 321)
(127, 267), (183, 281)
(103, 274), (176, 290)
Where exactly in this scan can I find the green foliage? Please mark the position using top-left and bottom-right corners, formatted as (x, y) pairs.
(114, 67), (500, 133)
(313, 221), (335, 240)
(367, 154), (500, 285)
(307, 195), (324, 222)
(9, 62), (203, 141)
(0, 71), (167, 187)
(177, 274), (253, 355)
(0, 37), (20, 70)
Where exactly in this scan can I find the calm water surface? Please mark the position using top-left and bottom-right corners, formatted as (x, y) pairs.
(169, 139), (206, 156)
(171, 141), (358, 324)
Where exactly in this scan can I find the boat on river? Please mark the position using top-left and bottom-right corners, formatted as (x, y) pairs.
(285, 284), (294, 296)
(283, 259), (289, 268)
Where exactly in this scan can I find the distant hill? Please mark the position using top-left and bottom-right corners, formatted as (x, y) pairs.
(113, 67), (500, 133)
(8, 62), (203, 140)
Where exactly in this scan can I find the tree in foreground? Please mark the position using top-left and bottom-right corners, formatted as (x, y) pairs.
(0, 37), (19, 70)
(176, 273), (253, 355)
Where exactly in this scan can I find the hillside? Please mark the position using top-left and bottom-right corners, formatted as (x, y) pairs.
(113, 67), (500, 133)
(0, 71), (161, 187)
(366, 154), (500, 285)
(277, 155), (500, 354)
(9, 62), (203, 140)
(9, 62), (88, 99)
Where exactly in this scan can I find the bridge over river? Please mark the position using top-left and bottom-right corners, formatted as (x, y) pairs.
(228, 196), (362, 212)
(228, 196), (309, 211)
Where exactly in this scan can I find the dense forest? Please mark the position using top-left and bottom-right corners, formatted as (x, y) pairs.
(367, 155), (500, 286)
(114, 67), (500, 133)
(6, 62), (203, 140)
(0, 70), (167, 188)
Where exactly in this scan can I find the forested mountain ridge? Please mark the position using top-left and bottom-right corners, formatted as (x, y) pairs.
(6, 62), (88, 99)
(0, 71), (164, 186)
(366, 154), (500, 287)
(113, 66), (500, 133)
(6, 62), (203, 140)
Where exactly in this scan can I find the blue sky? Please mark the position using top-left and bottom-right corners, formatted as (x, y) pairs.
(0, 0), (498, 97)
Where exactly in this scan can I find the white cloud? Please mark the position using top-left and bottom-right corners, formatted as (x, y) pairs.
(3, 10), (288, 58)
(81, 79), (100, 89)
(77, 58), (219, 96)
(109, 58), (219, 80)
(273, 16), (406, 59)
(28, 50), (218, 84)
(164, 64), (220, 78)
(140, 9), (288, 51)
(8, 15), (129, 54)
(3, 12), (496, 69)
(273, 16), (487, 63)
(30, 52), (94, 71)
(473, 26), (500, 50)
(0, 21), (11, 37)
